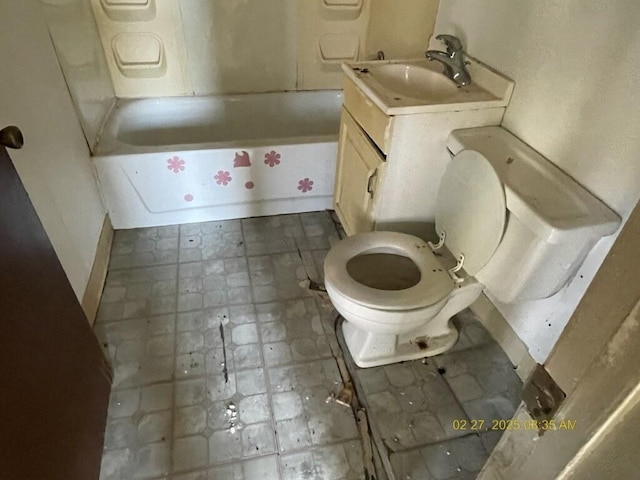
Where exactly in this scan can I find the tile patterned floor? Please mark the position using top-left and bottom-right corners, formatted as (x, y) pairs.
(348, 309), (523, 480)
(95, 211), (522, 480)
(95, 212), (364, 480)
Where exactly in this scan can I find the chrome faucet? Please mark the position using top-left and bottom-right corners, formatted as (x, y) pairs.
(426, 34), (471, 86)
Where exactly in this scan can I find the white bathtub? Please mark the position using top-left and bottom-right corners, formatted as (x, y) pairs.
(93, 91), (342, 229)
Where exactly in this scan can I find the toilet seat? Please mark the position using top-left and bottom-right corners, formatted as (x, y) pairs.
(324, 231), (454, 311)
(436, 149), (506, 275)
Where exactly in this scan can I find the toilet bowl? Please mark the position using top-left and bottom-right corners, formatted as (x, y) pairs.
(324, 231), (485, 367)
(324, 126), (621, 368)
(325, 148), (505, 368)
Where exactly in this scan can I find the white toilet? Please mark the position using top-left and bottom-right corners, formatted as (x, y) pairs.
(324, 126), (620, 368)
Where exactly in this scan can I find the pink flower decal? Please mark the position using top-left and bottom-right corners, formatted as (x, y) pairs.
(298, 178), (314, 193)
(264, 150), (281, 167)
(214, 170), (232, 186)
(184, 193), (194, 202)
(167, 156), (185, 173)
(234, 151), (251, 168)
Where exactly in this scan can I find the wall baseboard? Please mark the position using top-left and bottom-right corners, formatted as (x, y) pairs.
(81, 214), (113, 326)
(470, 294), (537, 381)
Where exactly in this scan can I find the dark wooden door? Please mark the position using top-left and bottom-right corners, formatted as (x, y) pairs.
(0, 133), (112, 480)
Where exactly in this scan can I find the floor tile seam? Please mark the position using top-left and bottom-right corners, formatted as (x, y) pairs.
(238, 220), (336, 383)
(171, 418), (272, 439)
(168, 225), (181, 476)
(276, 437), (365, 470)
(168, 450), (282, 477)
(107, 248), (342, 272)
(290, 237), (320, 285)
(172, 295), (315, 310)
(262, 353), (338, 370)
(273, 308), (362, 468)
(109, 379), (176, 395)
(427, 399), (473, 438)
(100, 287), (317, 310)
(455, 401), (500, 427)
(402, 424), (478, 452)
(385, 430), (483, 456)
(105, 217), (333, 477)
(110, 355), (346, 392)
(101, 260), (181, 273)
(354, 375), (474, 456)
(116, 366), (346, 393)
(170, 420), (278, 450)
(443, 339), (507, 359)
(111, 374), (178, 391)
(97, 295), (329, 322)
(176, 254), (248, 266)
(300, 211), (338, 277)
(334, 321), (398, 479)
(275, 435), (363, 458)
(263, 355), (348, 373)
(324, 210), (344, 237)
(449, 339), (495, 355)
(239, 218), (286, 480)
(106, 260), (180, 272)
(173, 302), (255, 316)
(431, 349), (486, 420)
(435, 357), (511, 422)
(95, 316), (179, 331)
(243, 254), (322, 269)
(243, 245), (331, 254)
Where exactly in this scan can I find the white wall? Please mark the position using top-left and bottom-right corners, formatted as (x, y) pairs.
(434, 0), (640, 361)
(178, 0), (297, 95)
(41, 0), (115, 149)
(178, 0), (371, 93)
(91, 0), (193, 98)
(366, 0), (439, 60)
(88, 0), (373, 95)
(0, 0), (108, 301)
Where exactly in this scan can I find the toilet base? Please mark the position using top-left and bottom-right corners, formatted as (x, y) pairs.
(342, 320), (459, 368)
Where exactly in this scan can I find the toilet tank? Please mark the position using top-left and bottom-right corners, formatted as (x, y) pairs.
(447, 126), (620, 303)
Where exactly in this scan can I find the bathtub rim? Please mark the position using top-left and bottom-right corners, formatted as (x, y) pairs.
(93, 89), (344, 156)
(93, 133), (339, 157)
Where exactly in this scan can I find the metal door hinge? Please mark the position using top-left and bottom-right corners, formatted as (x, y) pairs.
(523, 364), (566, 432)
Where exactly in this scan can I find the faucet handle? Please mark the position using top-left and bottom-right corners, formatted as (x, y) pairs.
(436, 34), (463, 55)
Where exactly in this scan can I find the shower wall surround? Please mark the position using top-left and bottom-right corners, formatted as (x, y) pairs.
(90, 0), (193, 97)
(296, 0), (372, 90)
(366, 0), (440, 59)
(179, 0), (298, 94)
(41, 0), (115, 149)
(89, 0), (374, 97)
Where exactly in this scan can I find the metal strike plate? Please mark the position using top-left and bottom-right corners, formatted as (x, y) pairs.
(523, 364), (566, 425)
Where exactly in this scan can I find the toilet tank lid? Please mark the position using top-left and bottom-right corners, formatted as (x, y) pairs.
(446, 126), (621, 244)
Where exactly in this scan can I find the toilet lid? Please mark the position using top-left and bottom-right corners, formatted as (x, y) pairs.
(436, 150), (506, 276)
(324, 231), (453, 311)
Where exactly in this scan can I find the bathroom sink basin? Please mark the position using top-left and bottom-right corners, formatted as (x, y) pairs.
(367, 64), (459, 101)
(343, 58), (514, 115)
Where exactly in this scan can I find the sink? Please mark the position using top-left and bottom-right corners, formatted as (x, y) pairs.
(343, 58), (514, 115)
(368, 64), (459, 101)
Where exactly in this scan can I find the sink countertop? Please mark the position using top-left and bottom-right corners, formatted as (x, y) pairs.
(342, 56), (514, 116)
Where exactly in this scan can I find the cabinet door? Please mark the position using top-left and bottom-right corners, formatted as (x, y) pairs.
(334, 107), (384, 235)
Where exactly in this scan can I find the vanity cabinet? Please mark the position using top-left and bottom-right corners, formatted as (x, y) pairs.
(334, 108), (384, 234)
(333, 67), (513, 237)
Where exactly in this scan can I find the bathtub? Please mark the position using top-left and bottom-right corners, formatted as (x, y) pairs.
(93, 90), (343, 229)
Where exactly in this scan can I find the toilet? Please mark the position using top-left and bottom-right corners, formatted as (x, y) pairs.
(324, 126), (620, 368)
